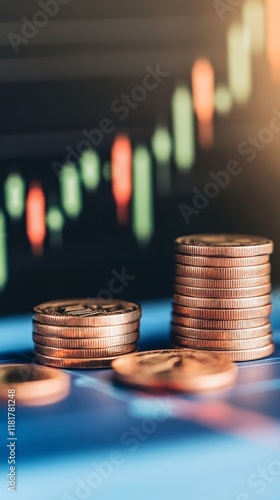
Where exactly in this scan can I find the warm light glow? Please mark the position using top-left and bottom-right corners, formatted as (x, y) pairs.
(111, 135), (132, 225)
(266, 0), (280, 82)
(227, 23), (251, 103)
(242, 0), (265, 55)
(26, 184), (46, 256)
(192, 59), (215, 148)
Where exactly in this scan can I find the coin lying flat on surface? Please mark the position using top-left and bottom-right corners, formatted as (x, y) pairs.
(0, 364), (70, 405)
(112, 349), (238, 393)
(175, 234), (273, 257)
(33, 298), (141, 327)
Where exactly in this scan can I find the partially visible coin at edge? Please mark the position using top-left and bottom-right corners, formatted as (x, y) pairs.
(0, 364), (70, 406)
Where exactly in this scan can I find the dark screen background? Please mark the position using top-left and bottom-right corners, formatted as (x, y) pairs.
(0, 0), (279, 315)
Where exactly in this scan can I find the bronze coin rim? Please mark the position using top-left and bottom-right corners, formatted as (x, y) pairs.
(32, 320), (140, 338)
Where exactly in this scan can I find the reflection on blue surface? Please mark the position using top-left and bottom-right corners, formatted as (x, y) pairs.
(0, 299), (280, 500)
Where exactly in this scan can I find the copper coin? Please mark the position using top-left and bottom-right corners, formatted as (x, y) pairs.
(172, 304), (272, 319)
(33, 331), (139, 348)
(175, 254), (269, 267)
(112, 349), (238, 393)
(33, 299), (141, 327)
(171, 322), (271, 340)
(174, 343), (275, 362)
(0, 364), (70, 406)
(35, 352), (135, 369)
(173, 283), (271, 298)
(173, 294), (271, 309)
(174, 275), (270, 288)
(33, 320), (139, 338)
(175, 234), (273, 256)
(171, 333), (272, 350)
(175, 264), (270, 279)
(34, 342), (137, 358)
(172, 314), (270, 329)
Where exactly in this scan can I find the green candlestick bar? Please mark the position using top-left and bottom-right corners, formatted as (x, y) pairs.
(80, 150), (101, 190)
(5, 173), (25, 219)
(132, 145), (154, 244)
(47, 206), (65, 246)
(60, 164), (82, 218)
(151, 126), (172, 195)
(215, 85), (233, 115)
(172, 86), (195, 171)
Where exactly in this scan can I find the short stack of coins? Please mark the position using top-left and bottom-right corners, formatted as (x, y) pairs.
(33, 298), (141, 369)
(171, 234), (275, 361)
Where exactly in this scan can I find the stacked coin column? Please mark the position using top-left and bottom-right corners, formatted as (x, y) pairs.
(33, 299), (141, 369)
(171, 234), (274, 361)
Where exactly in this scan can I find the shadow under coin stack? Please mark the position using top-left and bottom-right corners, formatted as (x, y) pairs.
(171, 234), (275, 361)
(33, 298), (141, 369)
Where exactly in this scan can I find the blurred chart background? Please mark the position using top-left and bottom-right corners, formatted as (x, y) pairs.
(1, 0), (280, 314)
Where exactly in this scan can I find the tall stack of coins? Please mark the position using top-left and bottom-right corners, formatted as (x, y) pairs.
(171, 234), (275, 361)
(33, 298), (141, 369)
